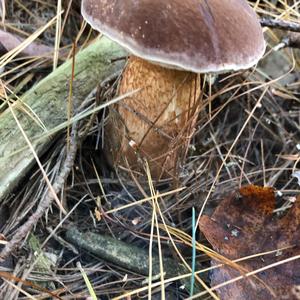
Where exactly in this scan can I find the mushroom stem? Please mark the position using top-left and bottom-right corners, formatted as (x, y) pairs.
(105, 56), (201, 178)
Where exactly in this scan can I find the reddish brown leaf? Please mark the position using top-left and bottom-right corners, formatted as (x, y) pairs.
(199, 185), (300, 300)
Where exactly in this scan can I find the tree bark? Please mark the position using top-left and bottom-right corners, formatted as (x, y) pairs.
(0, 37), (127, 200)
(66, 227), (204, 294)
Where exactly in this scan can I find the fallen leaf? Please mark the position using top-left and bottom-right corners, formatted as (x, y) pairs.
(199, 185), (300, 300)
(0, 30), (52, 57)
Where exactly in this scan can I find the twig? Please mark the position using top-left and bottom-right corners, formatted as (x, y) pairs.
(260, 18), (300, 50)
(0, 120), (78, 261)
(260, 18), (300, 33)
(281, 33), (300, 49)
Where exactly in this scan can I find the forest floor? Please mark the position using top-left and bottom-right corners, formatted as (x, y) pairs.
(0, 1), (299, 299)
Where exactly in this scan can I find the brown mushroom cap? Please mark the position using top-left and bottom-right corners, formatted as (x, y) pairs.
(82, 0), (265, 73)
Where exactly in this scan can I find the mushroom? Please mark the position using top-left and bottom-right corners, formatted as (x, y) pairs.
(81, 0), (265, 178)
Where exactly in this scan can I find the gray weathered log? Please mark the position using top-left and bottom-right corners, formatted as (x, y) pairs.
(0, 37), (127, 200)
(66, 227), (181, 277)
(260, 18), (300, 33)
(66, 227), (203, 293)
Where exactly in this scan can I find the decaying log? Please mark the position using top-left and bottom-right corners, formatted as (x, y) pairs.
(0, 37), (127, 200)
(66, 227), (204, 294)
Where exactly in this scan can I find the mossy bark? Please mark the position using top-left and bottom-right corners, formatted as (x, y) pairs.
(66, 227), (204, 294)
(0, 37), (127, 200)
(66, 227), (178, 276)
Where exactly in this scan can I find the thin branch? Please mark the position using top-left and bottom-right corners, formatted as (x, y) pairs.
(0, 120), (78, 261)
(281, 33), (300, 49)
(260, 18), (300, 33)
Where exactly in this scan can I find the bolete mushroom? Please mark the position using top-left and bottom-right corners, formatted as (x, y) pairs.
(81, 0), (265, 178)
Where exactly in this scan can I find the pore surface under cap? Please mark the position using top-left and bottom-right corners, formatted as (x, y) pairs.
(82, 0), (265, 73)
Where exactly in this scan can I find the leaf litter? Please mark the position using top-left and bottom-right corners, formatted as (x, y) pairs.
(0, 0), (300, 298)
(200, 185), (300, 300)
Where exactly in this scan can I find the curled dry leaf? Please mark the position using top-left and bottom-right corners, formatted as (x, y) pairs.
(199, 185), (300, 300)
(0, 30), (52, 57)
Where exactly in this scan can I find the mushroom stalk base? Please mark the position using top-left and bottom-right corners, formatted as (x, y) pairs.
(105, 56), (201, 179)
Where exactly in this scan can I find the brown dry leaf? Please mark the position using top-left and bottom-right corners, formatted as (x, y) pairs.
(0, 30), (52, 57)
(199, 185), (300, 300)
